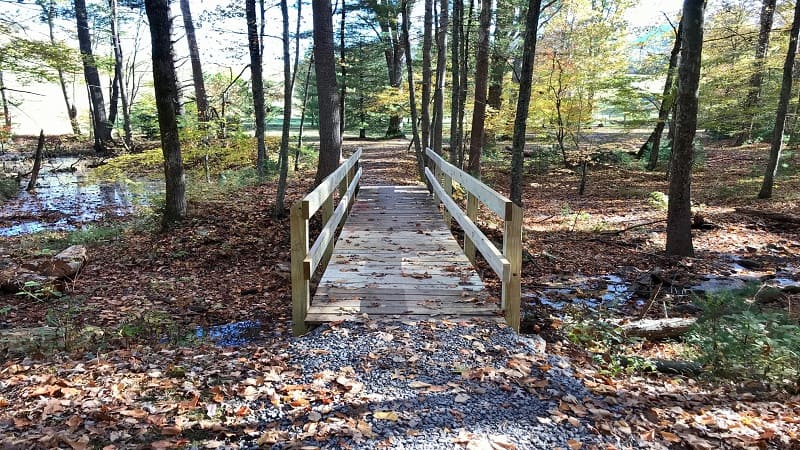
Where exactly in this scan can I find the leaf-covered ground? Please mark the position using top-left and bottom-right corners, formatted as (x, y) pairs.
(1, 135), (800, 449)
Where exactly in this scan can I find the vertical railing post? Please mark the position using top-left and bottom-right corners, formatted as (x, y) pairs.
(320, 195), (335, 275)
(502, 203), (523, 332)
(291, 202), (310, 336)
(442, 172), (452, 226)
(464, 193), (478, 265)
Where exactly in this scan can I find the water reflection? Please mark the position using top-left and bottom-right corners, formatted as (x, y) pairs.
(0, 157), (162, 236)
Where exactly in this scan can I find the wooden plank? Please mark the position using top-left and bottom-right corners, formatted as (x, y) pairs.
(290, 202), (310, 336)
(314, 286), (486, 296)
(305, 313), (502, 323)
(302, 148), (361, 218)
(503, 203), (523, 332)
(425, 168), (510, 282)
(465, 193), (478, 264)
(425, 148), (513, 219)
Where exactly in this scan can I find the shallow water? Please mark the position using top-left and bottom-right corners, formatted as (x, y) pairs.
(196, 320), (262, 347)
(0, 157), (161, 237)
(524, 274), (635, 311)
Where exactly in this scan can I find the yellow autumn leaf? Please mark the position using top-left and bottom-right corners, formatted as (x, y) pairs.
(374, 411), (400, 421)
(567, 439), (583, 449)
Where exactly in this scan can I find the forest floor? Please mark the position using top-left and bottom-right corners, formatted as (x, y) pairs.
(0, 134), (799, 449)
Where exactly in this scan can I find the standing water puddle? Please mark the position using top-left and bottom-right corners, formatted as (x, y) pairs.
(0, 157), (161, 237)
(196, 320), (263, 347)
(524, 274), (636, 311)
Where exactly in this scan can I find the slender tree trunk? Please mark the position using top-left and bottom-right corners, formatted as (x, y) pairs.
(487, 0), (513, 111)
(421, 0), (433, 150)
(449, 0), (462, 163)
(510, 0), (542, 206)
(666, 0), (705, 258)
(312, 0), (342, 185)
(75, 0), (111, 152)
(467, 0), (493, 177)
(295, 56), (313, 172)
(759, 0), (800, 199)
(110, 0), (131, 147)
(247, 0), (268, 179)
(276, 0), (293, 215)
(432, 0), (448, 155)
(180, 0), (209, 122)
(735, 0), (777, 146)
(340, 0), (346, 136)
(0, 71), (9, 130)
(402, 0), (424, 179)
(646, 17), (683, 171)
(458, 0), (475, 167)
(45, 0), (80, 136)
(145, 0), (186, 223)
(26, 130), (45, 192)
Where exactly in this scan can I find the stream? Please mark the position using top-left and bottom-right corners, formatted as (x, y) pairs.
(0, 156), (162, 237)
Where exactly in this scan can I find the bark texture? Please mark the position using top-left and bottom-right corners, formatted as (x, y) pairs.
(312, 0), (343, 185)
(75, 0), (111, 151)
(432, 0), (448, 155)
(401, 0), (424, 179)
(421, 0), (433, 149)
(467, 0), (493, 177)
(276, 0), (293, 215)
(145, 0), (186, 223)
(666, 0), (705, 257)
(246, 0), (268, 178)
(180, 0), (209, 122)
(646, 17), (682, 171)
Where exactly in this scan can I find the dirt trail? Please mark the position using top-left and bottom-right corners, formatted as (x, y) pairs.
(344, 139), (420, 186)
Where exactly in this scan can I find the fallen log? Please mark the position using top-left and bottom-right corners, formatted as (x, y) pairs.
(38, 245), (87, 279)
(735, 207), (800, 225)
(617, 317), (697, 340)
(619, 356), (703, 375)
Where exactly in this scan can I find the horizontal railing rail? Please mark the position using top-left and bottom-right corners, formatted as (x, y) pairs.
(291, 148), (362, 335)
(424, 148), (523, 331)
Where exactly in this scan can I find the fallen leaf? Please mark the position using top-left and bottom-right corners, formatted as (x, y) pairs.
(567, 439), (582, 449)
(374, 411), (400, 421)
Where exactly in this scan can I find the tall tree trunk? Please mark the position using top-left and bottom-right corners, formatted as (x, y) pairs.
(0, 71), (10, 130)
(467, 0), (492, 177)
(666, 0), (705, 258)
(247, 0), (268, 179)
(180, 0), (209, 122)
(402, 0), (424, 179)
(75, 0), (111, 152)
(449, 0), (462, 163)
(45, 0), (80, 136)
(735, 0), (777, 146)
(110, 0), (131, 147)
(510, 0), (542, 206)
(339, 0), (346, 136)
(759, 0), (800, 199)
(144, 0), (186, 223)
(421, 0), (433, 150)
(295, 55), (313, 171)
(487, 0), (513, 111)
(276, 0), (293, 215)
(646, 17), (683, 171)
(458, 0), (475, 167)
(432, 0), (448, 155)
(312, 0), (342, 185)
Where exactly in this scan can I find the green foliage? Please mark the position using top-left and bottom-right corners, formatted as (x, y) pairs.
(16, 280), (62, 302)
(116, 310), (196, 347)
(687, 288), (800, 386)
(647, 191), (668, 210)
(130, 93), (160, 138)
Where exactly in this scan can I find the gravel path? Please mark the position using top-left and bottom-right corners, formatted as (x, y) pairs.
(237, 319), (640, 449)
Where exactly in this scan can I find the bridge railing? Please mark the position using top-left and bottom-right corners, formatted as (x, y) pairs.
(424, 148), (523, 331)
(291, 149), (362, 335)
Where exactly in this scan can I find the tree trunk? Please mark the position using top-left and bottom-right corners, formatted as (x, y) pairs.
(432, 0), (448, 155)
(458, 0), (475, 167)
(0, 71), (10, 131)
(295, 55), (313, 172)
(487, 0), (514, 111)
(339, 0), (346, 136)
(666, 0), (705, 258)
(619, 318), (697, 340)
(180, 0), (209, 123)
(467, 0), (493, 177)
(276, 0), (293, 216)
(735, 0), (777, 146)
(401, 0), (424, 180)
(759, 0), (800, 199)
(75, 0), (111, 152)
(26, 130), (45, 192)
(509, 0), (542, 206)
(421, 0), (433, 150)
(45, 0), (80, 136)
(449, 0), (462, 163)
(647, 17), (682, 171)
(312, 0), (342, 185)
(110, 0), (131, 148)
(145, 0), (186, 223)
(246, 0), (268, 179)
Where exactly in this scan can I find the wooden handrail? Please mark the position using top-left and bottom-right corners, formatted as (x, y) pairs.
(424, 148), (523, 331)
(291, 149), (362, 336)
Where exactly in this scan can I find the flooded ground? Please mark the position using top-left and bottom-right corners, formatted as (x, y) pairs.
(0, 156), (161, 237)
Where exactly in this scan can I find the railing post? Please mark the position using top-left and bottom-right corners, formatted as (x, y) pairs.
(502, 203), (523, 332)
(320, 194), (335, 275)
(464, 193), (478, 264)
(291, 202), (310, 336)
(442, 172), (452, 226)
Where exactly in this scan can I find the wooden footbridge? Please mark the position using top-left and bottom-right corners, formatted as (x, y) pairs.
(290, 148), (522, 335)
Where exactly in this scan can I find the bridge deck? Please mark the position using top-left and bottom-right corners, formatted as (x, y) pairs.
(305, 185), (500, 323)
